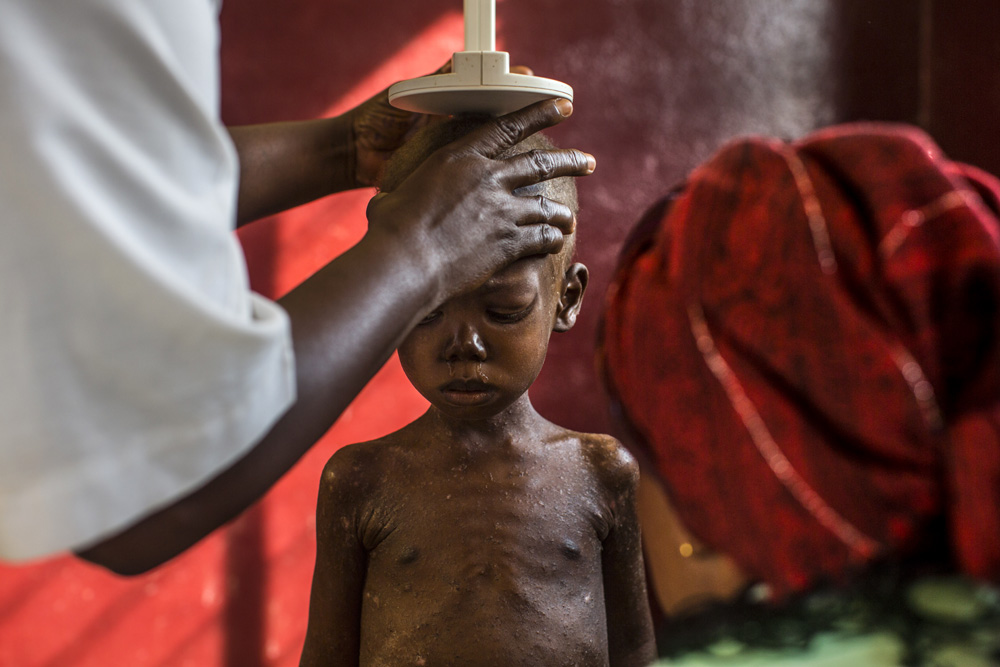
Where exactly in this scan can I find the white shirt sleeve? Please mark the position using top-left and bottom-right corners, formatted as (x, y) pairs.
(0, 0), (296, 560)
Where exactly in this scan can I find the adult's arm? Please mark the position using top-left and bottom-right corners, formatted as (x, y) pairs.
(77, 98), (594, 574)
(227, 77), (424, 224)
(228, 62), (534, 225)
(228, 117), (354, 226)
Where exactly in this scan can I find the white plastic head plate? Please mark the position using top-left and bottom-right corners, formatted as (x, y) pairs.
(387, 1), (573, 117)
(388, 72), (573, 116)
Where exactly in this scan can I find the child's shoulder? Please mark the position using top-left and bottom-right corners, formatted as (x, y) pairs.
(549, 427), (640, 493)
(581, 432), (640, 489)
(319, 427), (416, 495)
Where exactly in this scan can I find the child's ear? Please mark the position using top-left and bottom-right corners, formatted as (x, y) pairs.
(554, 263), (589, 333)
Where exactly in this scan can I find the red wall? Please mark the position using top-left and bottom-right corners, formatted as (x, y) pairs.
(2, 1), (997, 664)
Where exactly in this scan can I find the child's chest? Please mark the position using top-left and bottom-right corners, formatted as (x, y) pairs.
(362, 455), (609, 591)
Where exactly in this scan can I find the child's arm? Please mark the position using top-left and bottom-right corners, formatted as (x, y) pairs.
(300, 450), (371, 667)
(599, 442), (657, 667)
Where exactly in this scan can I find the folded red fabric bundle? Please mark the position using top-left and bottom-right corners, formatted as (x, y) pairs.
(600, 123), (1000, 598)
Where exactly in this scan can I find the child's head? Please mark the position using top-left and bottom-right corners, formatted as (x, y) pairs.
(384, 116), (588, 421)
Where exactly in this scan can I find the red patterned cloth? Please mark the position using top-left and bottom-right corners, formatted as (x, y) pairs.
(600, 123), (1000, 598)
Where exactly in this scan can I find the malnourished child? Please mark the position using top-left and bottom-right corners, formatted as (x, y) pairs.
(300, 117), (655, 667)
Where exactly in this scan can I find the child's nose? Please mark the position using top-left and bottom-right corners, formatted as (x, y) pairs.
(444, 323), (487, 361)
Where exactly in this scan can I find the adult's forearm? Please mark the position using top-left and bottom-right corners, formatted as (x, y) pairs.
(76, 230), (434, 575)
(228, 117), (356, 226)
(274, 227), (437, 454)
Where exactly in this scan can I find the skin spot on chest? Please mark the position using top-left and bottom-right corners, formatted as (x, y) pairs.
(560, 538), (583, 561)
(398, 545), (420, 565)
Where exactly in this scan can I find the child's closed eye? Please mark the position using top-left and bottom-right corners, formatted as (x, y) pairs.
(486, 303), (534, 324)
(418, 310), (441, 325)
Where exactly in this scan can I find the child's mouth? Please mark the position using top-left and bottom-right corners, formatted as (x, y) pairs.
(440, 379), (494, 405)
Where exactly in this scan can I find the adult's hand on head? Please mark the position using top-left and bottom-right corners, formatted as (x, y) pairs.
(365, 98), (595, 304)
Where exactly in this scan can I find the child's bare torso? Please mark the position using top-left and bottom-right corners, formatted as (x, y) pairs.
(348, 419), (620, 666)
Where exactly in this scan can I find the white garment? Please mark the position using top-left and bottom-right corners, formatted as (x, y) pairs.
(0, 0), (296, 560)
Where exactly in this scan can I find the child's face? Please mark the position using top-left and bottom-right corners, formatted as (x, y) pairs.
(399, 255), (586, 422)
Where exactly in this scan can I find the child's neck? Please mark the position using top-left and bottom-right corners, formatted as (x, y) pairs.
(425, 393), (542, 453)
